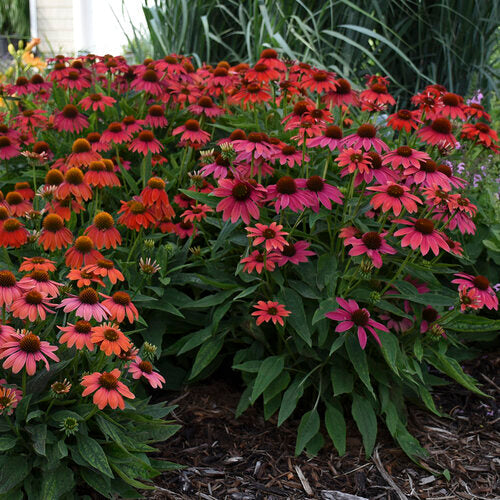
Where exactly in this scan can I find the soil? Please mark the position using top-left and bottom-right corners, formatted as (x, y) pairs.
(149, 353), (499, 500)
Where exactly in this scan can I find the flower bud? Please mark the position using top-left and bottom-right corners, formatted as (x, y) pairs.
(61, 417), (79, 436)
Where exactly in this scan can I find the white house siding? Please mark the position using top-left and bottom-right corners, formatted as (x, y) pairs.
(36, 0), (75, 55)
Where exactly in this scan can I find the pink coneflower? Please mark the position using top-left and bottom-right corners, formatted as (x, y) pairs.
(417, 118), (456, 148)
(86, 132), (110, 153)
(336, 148), (371, 176)
(246, 222), (288, 252)
(342, 124), (389, 153)
(458, 288), (482, 312)
(172, 119), (210, 145)
(347, 231), (397, 268)
(65, 236), (103, 268)
(252, 301), (291, 326)
(54, 104), (88, 133)
(67, 268), (105, 288)
(367, 182), (422, 215)
(266, 176), (312, 213)
(232, 132), (275, 162)
(8, 76), (31, 96)
(0, 270), (22, 307)
(448, 194), (477, 217)
(188, 96), (224, 118)
(128, 356), (165, 388)
(382, 146), (430, 170)
(296, 176), (343, 212)
(15, 109), (48, 128)
(58, 287), (110, 322)
(174, 220), (195, 238)
(79, 93), (116, 112)
(101, 122), (132, 145)
(200, 153), (231, 179)
(60, 69), (91, 91)
(435, 163), (466, 192)
(232, 82), (272, 106)
(444, 237), (463, 257)
(130, 69), (163, 96)
(0, 136), (20, 160)
(145, 105), (169, 128)
(275, 145), (308, 167)
(91, 323), (131, 356)
(451, 273), (498, 310)
(282, 100), (315, 130)
(276, 240), (315, 266)
(58, 320), (94, 350)
(18, 271), (62, 298)
(213, 178), (263, 224)
(405, 160), (451, 190)
(19, 257), (56, 273)
(0, 330), (59, 375)
(81, 369), (135, 410)
(306, 125), (343, 151)
(85, 212), (122, 249)
(325, 298), (389, 349)
(122, 115), (144, 135)
(129, 130), (163, 155)
(393, 218), (449, 256)
(83, 259), (125, 285)
(101, 292), (139, 324)
(387, 109), (421, 132)
(240, 250), (279, 274)
(420, 306), (440, 333)
(379, 309), (413, 333)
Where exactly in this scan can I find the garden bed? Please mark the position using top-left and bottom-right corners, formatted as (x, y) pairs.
(153, 353), (499, 500)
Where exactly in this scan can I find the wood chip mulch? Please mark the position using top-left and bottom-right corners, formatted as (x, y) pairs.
(149, 353), (499, 500)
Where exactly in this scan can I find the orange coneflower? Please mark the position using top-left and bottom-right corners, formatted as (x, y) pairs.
(38, 214), (73, 251)
(81, 369), (134, 410)
(91, 323), (131, 356)
(117, 197), (156, 231)
(101, 291), (139, 324)
(85, 212), (122, 249)
(64, 236), (103, 268)
(0, 218), (29, 248)
(5, 191), (31, 217)
(83, 259), (124, 285)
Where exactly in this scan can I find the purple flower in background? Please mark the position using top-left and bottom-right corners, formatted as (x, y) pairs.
(467, 89), (483, 105)
(456, 162), (466, 174)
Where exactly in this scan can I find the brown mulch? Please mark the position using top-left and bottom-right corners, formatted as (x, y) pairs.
(149, 354), (499, 500)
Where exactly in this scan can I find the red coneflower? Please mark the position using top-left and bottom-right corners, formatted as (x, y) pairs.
(101, 122), (132, 145)
(145, 105), (169, 128)
(232, 82), (272, 106)
(67, 268), (105, 288)
(0, 330), (59, 375)
(14, 182), (34, 201)
(130, 69), (163, 96)
(435, 92), (466, 120)
(382, 146), (430, 170)
(182, 204), (212, 223)
(266, 176), (313, 213)
(0, 136), (20, 160)
(39, 213), (73, 251)
(322, 78), (358, 107)
(342, 124), (389, 153)
(393, 218), (449, 256)
(213, 178), (263, 224)
(296, 176), (344, 211)
(452, 273), (498, 311)
(257, 48), (287, 72)
(91, 323), (131, 356)
(129, 130), (163, 155)
(140, 177), (175, 218)
(252, 301), (290, 326)
(86, 131), (111, 153)
(155, 54), (186, 74)
(417, 118), (456, 148)
(0, 270), (22, 306)
(85, 212), (122, 249)
(172, 119), (210, 145)
(101, 291), (139, 324)
(79, 92), (116, 112)
(81, 369), (134, 410)
(464, 103), (491, 121)
(367, 182), (422, 215)
(14, 108), (48, 128)
(54, 104), (89, 133)
(65, 236), (103, 268)
(83, 259), (125, 285)
(387, 109), (421, 133)
(301, 70), (338, 93)
(188, 96), (224, 118)
(240, 250), (279, 274)
(66, 138), (101, 168)
(174, 220), (196, 239)
(117, 197), (156, 231)
(56, 167), (92, 201)
(461, 122), (498, 148)
(0, 218), (29, 248)
(245, 62), (281, 83)
(306, 125), (343, 151)
(58, 320), (95, 350)
(336, 148), (371, 176)
(5, 191), (31, 217)
(60, 69), (91, 91)
(58, 287), (110, 322)
(360, 82), (395, 107)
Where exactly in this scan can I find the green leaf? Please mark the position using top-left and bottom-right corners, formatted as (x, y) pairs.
(264, 371), (291, 404)
(189, 335), (225, 379)
(27, 424), (47, 456)
(379, 332), (400, 375)
(0, 456), (30, 494)
(76, 435), (114, 478)
(325, 404), (346, 456)
(40, 465), (74, 500)
(232, 360), (262, 373)
(386, 292), (455, 307)
(179, 188), (218, 207)
(81, 468), (111, 498)
(110, 463), (155, 490)
(0, 436), (17, 451)
(330, 362), (353, 396)
(251, 355), (285, 403)
(351, 393), (377, 458)
(316, 254), (337, 292)
(444, 314), (500, 332)
(295, 409), (320, 455)
(278, 288), (311, 347)
(345, 334), (374, 397)
(278, 376), (305, 426)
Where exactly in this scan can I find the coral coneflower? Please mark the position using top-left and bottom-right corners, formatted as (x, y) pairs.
(83, 259), (124, 285)
(246, 62), (281, 83)
(11, 290), (55, 321)
(393, 218), (449, 256)
(0, 270), (22, 306)
(131, 69), (163, 96)
(276, 240), (315, 266)
(67, 269), (105, 288)
(19, 257), (55, 273)
(14, 182), (34, 201)
(85, 212), (122, 249)
(343, 124), (389, 153)
(240, 250), (279, 274)
(0, 330), (59, 375)
(252, 301), (291, 326)
(141, 177), (175, 218)
(91, 323), (131, 356)
(84, 160), (119, 188)
(307, 125), (343, 151)
(301, 70), (338, 93)
(367, 182), (422, 216)
(232, 82), (271, 106)
(58, 320), (95, 350)
(382, 146), (430, 170)
(172, 119), (210, 145)
(275, 144), (307, 167)
(81, 369), (134, 410)
(461, 122), (498, 148)
(79, 92), (116, 112)
(56, 167), (92, 201)
(101, 291), (139, 324)
(101, 122), (132, 145)
(325, 298), (388, 349)
(360, 82), (395, 107)
(145, 104), (169, 128)
(266, 176), (312, 213)
(417, 118), (456, 148)
(66, 138), (101, 168)
(322, 78), (358, 107)
(86, 131), (111, 153)
(65, 236), (103, 268)
(296, 176), (343, 212)
(38, 214), (73, 251)
(406, 159), (451, 190)
(0, 382), (22, 415)
(129, 357), (165, 388)
(246, 222), (288, 252)
(213, 178), (263, 224)
(54, 104), (88, 133)
(387, 109), (421, 133)
(0, 218), (29, 248)
(188, 96), (224, 118)
(182, 204), (212, 223)
(129, 130), (163, 155)
(122, 115), (144, 135)
(5, 191), (31, 217)
(117, 197), (156, 231)
(451, 273), (498, 310)
(18, 271), (62, 298)
(58, 287), (110, 322)
(458, 288), (482, 312)
(336, 148), (371, 176)
(346, 231), (397, 268)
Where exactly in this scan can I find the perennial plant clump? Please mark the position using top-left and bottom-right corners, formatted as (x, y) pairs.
(0, 48), (498, 496)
